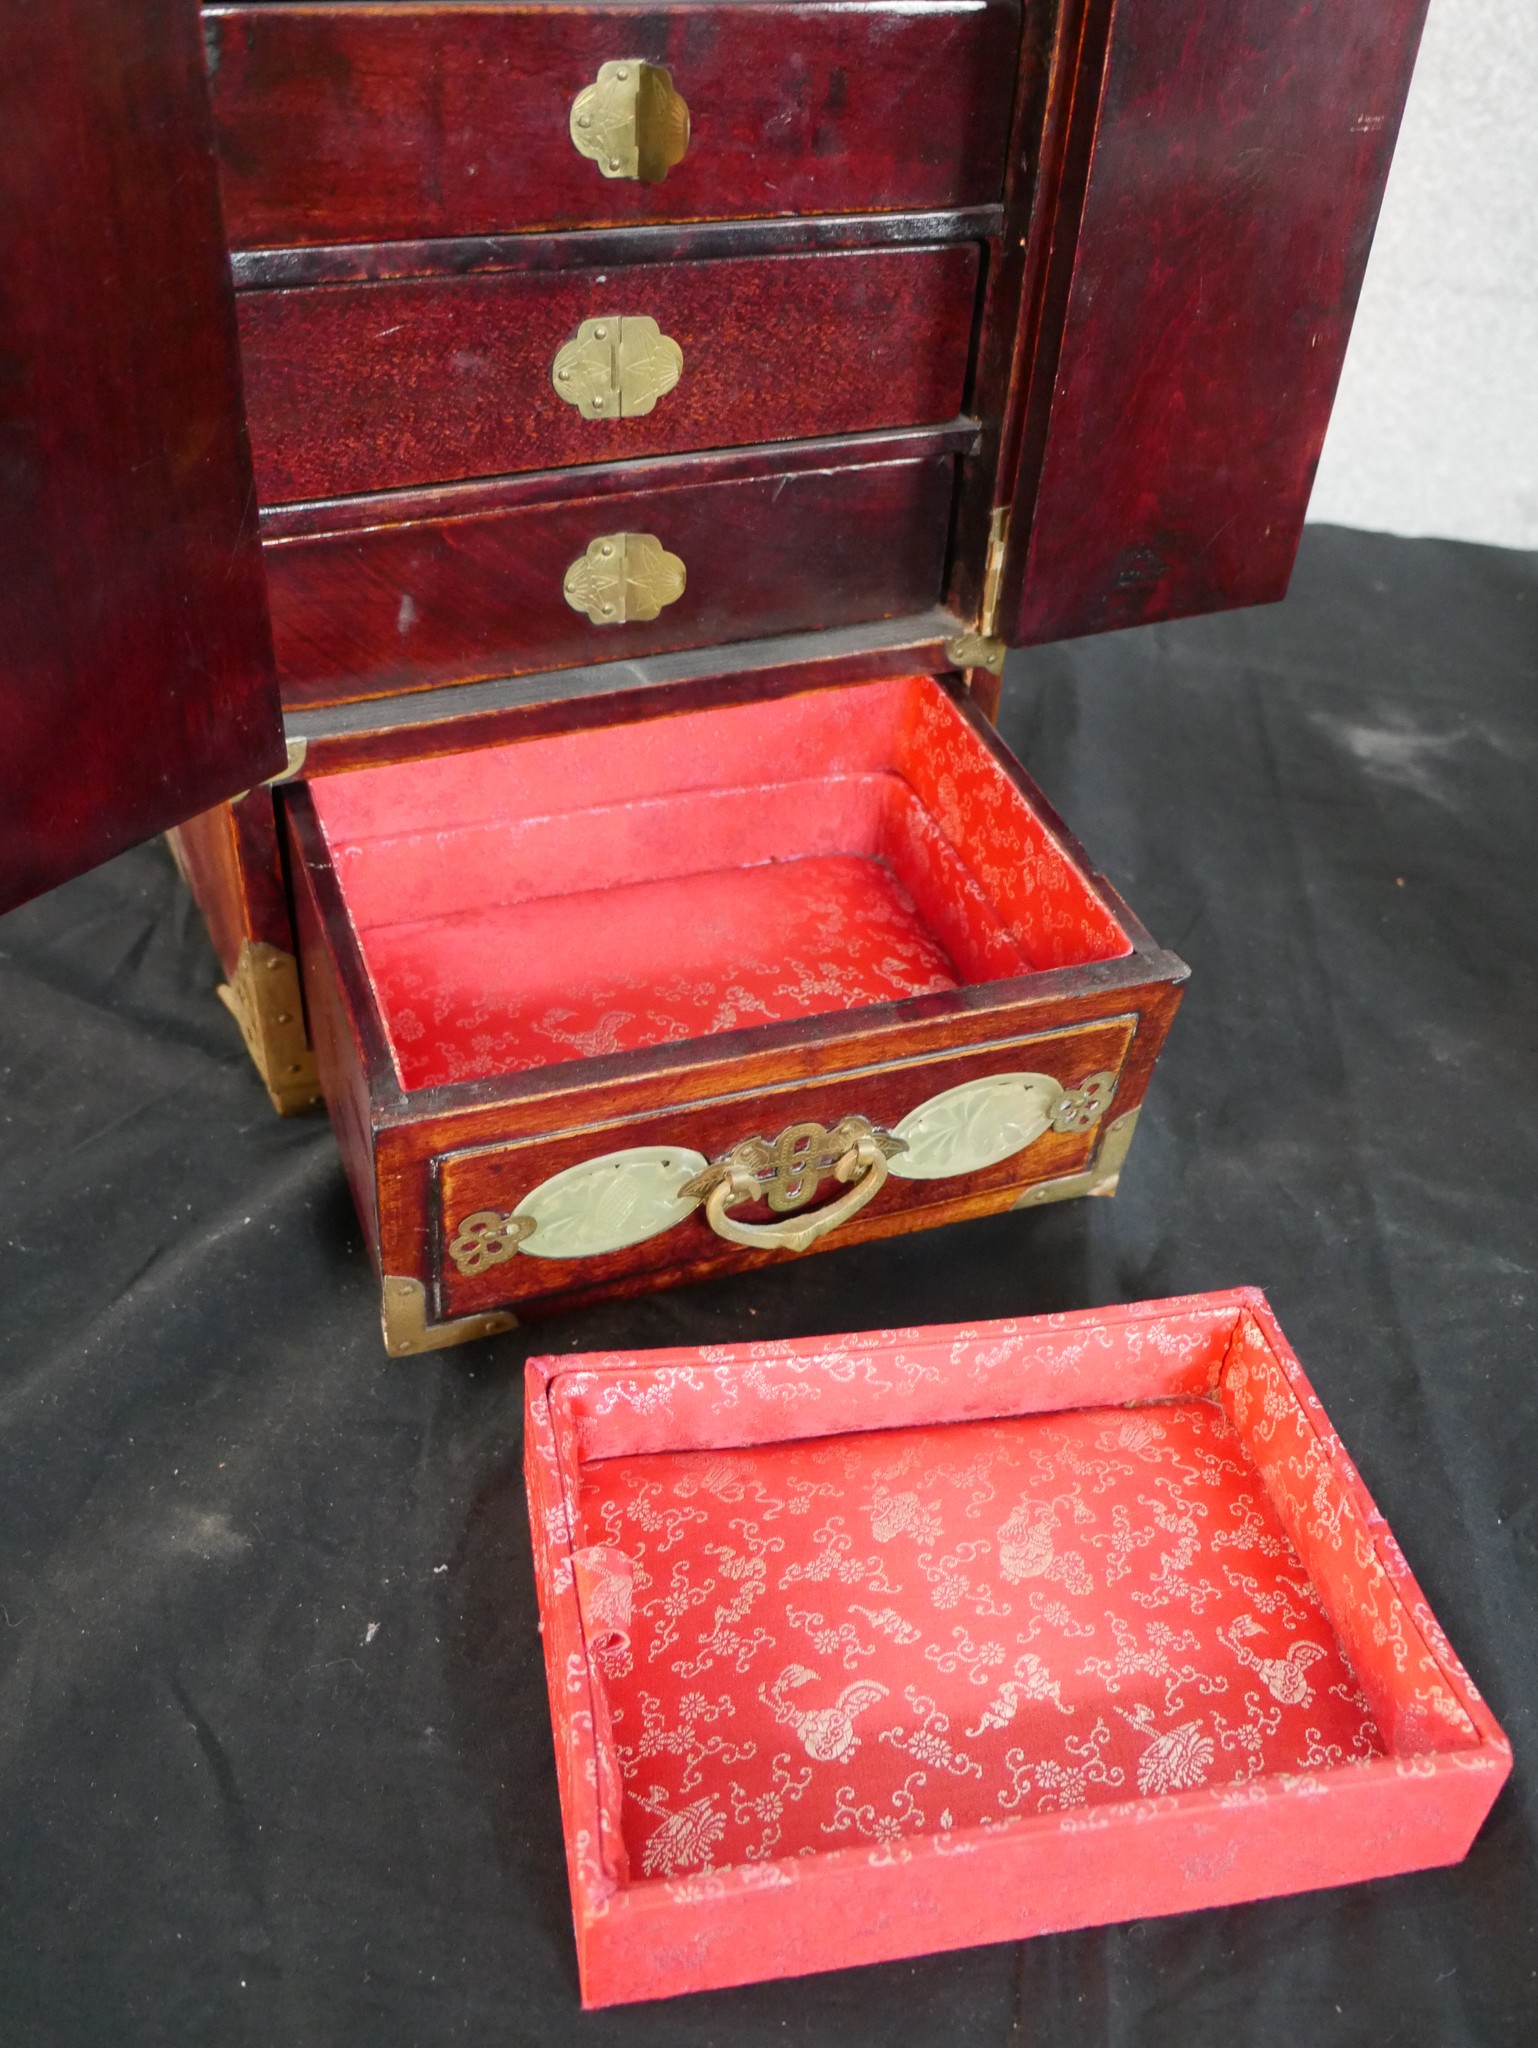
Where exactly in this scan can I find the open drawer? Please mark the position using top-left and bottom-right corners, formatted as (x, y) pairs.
(285, 672), (1188, 1353)
(525, 1290), (1511, 2006)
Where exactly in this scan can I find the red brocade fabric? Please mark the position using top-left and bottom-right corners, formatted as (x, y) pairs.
(309, 675), (1131, 1091)
(575, 1398), (1383, 1878)
(357, 852), (963, 1083)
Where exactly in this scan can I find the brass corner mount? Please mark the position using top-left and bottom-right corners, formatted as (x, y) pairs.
(216, 941), (322, 1117)
(380, 1277), (518, 1357)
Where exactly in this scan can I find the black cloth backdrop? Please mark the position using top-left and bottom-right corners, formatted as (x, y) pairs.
(1, 525), (1534, 2046)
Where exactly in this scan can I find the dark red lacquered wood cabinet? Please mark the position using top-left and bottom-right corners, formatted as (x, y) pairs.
(0, 0), (1429, 1351)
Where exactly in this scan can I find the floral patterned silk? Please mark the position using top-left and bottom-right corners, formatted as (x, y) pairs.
(310, 674), (1131, 1091)
(528, 1294), (1510, 2007)
(577, 1398), (1382, 1878)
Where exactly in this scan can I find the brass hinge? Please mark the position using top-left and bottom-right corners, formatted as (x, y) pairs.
(944, 631), (1006, 677)
(981, 505), (1010, 637)
(229, 736), (306, 807)
(267, 736), (307, 784)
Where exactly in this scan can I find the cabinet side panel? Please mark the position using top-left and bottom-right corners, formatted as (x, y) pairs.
(0, 0), (282, 914)
(1004, 0), (1428, 645)
(169, 791), (293, 974)
(288, 790), (383, 1264)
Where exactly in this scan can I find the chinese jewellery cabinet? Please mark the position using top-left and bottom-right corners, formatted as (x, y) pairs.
(1, 0), (1431, 1354)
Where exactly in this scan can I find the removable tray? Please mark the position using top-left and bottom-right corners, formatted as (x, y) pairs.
(525, 1289), (1509, 2006)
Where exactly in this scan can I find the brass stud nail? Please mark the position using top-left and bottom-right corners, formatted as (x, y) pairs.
(615, 65), (629, 79)
(557, 368), (571, 381)
(577, 113), (591, 128)
(607, 157), (621, 170)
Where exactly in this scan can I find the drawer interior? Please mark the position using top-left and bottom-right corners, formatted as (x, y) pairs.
(308, 675), (1132, 1090)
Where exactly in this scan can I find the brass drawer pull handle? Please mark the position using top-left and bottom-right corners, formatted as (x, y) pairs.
(438, 1071), (1121, 1283)
(563, 531), (686, 624)
(569, 60), (690, 184)
(681, 1116), (906, 1254)
(552, 315), (683, 420)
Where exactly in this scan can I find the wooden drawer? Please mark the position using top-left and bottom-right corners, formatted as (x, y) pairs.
(283, 672), (1187, 1350)
(262, 437), (964, 707)
(240, 243), (980, 503)
(431, 1016), (1140, 1318)
(205, 2), (1023, 248)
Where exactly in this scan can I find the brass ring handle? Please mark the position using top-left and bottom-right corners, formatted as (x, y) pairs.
(701, 1134), (894, 1253)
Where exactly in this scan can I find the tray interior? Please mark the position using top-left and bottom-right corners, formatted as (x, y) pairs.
(574, 1394), (1382, 1875)
(528, 1297), (1507, 2004)
(309, 675), (1132, 1089)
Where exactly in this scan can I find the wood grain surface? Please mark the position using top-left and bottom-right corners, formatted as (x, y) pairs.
(999, 0), (1430, 645)
(166, 790), (292, 973)
(264, 448), (959, 706)
(240, 243), (980, 501)
(205, 1), (1022, 247)
(0, 0), (283, 914)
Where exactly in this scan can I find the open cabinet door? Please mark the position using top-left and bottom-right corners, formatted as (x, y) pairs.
(0, 0), (283, 915)
(995, 0), (1429, 647)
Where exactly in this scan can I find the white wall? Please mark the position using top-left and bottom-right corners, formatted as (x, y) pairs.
(1306, 0), (1538, 550)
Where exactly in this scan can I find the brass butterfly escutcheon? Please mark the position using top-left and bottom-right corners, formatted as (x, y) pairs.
(562, 532), (687, 625)
(551, 315), (684, 421)
(569, 60), (690, 183)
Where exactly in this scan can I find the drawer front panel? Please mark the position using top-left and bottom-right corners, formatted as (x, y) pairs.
(241, 245), (980, 503)
(265, 454), (954, 707)
(433, 1017), (1139, 1315)
(206, 4), (1022, 248)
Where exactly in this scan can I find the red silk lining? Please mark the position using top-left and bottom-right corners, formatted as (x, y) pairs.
(524, 1293), (1510, 2006)
(310, 675), (1132, 1090)
(577, 1398), (1383, 1875)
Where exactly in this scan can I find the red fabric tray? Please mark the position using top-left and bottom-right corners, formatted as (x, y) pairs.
(524, 1290), (1509, 2006)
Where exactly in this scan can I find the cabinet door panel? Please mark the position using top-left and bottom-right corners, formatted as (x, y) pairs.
(1002, 0), (1428, 646)
(0, 0), (282, 914)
